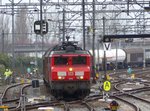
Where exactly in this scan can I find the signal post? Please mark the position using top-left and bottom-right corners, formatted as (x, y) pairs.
(102, 80), (111, 102)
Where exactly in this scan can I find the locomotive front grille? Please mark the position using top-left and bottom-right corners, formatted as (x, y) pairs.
(51, 81), (90, 90)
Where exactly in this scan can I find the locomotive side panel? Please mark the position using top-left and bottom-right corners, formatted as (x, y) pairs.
(43, 57), (49, 83)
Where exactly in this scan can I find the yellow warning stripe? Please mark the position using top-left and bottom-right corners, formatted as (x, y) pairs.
(0, 106), (8, 108)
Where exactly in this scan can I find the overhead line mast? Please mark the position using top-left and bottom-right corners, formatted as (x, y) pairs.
(12, 0), (15, 72)
(82, 0), (85, 50)
(92, 0), (96, 80)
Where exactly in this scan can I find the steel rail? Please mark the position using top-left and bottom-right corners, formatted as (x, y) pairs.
(112, 95), (140, 111)
(15, 84), (31, 110)
(125, 93), (150, 104)
(82, 101), (96, 111)
(1, 83), (25, 102)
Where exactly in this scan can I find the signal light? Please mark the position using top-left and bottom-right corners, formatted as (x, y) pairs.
(103, 37), (111, 42)
(34, 20), (48, 35)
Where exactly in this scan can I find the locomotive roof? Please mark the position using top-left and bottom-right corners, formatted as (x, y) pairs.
(44, 50), (91, 57)
(54, 50), (90, 54)
(43, 41), (92, 57)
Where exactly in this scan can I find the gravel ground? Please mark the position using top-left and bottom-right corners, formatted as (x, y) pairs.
(134, 91), (150, 102)
(1, 78), (149, 111)
(118, 82), (145, 90)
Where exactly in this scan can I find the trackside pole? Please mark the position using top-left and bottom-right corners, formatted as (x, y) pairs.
(21, 94), (26, 111)
(0, 98), (2, 105)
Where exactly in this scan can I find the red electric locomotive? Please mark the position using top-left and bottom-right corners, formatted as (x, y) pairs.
(43, 41), (92, 99)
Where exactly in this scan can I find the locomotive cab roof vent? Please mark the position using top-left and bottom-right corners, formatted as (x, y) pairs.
(66, 45), (75, 52)
(52, 41), (82, 51)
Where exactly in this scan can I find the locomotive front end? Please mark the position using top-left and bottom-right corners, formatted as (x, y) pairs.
(50, 54), (91, 98)
(43, 41), (92, 99)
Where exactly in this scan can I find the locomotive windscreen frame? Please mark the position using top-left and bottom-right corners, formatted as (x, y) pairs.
(54, 56), (87, 65)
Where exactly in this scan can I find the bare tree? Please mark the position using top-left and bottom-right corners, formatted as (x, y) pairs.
(15, 6), (29, 45)
(45, 11), (59, 44)
(0, 13), (11, 53)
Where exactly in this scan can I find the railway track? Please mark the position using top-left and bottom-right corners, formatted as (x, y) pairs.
(1, 68), (150, 111)
(112, 96), (140, 111)
(7, 93), (140, 111)
(113, 80), (150, 111)
(0, 83), (31, 110)
(117, 94), (150, 111)
(109, 67), (150, 79)
(1, 83), (27, 103)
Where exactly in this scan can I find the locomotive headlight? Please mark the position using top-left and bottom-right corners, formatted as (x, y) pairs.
(75, 71), (84, 76)
(80, 76), (84, 79)
(57, 72), (66, 76)
(58, 76), (65, 80)
(69, 67), (73, 72)
(58, 76), (62, 79)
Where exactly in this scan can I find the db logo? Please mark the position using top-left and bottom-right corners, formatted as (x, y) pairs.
(68, 72), (74, 76)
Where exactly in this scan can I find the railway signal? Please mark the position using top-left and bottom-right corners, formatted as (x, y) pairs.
(103, 42), (111, 51)
(103, 36), (111, 51)
(100, 80), (111, 102)
(110, 100), (119, 111)
(34, 20), (48, 35)
(42, 21), (48, 34)
(103, 80), (111, 92)
(103, 37), (111, 42)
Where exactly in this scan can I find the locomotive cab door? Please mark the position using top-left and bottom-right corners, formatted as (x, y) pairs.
(43, 57), (51, 85)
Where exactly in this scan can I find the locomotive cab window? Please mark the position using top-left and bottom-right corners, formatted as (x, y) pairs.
(72, 56), (86, 65)
(54, 57), (68, 65)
